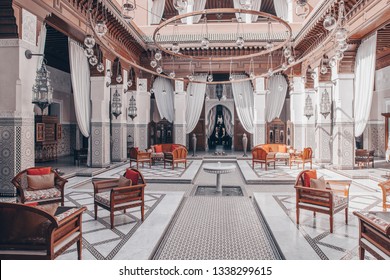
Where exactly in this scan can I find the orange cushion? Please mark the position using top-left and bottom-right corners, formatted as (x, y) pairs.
(154, 145), (162, 153)
(125, 169), (139, 185)
(27, 167), (51, 175)
(303, 170), (317, 187)
(279, 146), (287, 153)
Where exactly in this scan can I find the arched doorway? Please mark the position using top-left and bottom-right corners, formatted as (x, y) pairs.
(205, 103), (234, 151)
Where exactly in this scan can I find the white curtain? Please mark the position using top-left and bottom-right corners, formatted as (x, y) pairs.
(179, 0), (207, 24)
(222, 107), (233, 136)
(151, 0), (165, 24)
(153, 77), (175, 122)
(231, 74), (254, 133)
(266, 75), (288, 122)
(354, 32), (377, 137)
(233, 0), (262, 23)
(185, 73), (207, 133)
(37, 23), (47, 69)
(206, 107), (216, 138)
(274, 0), (289, 21)
(68, 39), (91, 138)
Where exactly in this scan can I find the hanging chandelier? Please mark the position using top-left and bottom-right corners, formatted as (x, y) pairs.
(122, 0), (136, 22)
(128, 94), (137, 120)
(111, 87), (122, 119)
(216, 84), (223, 101)
(320, 89), (331, 118)
(31, 56), (53, 113)
(304, 95), (314, 119)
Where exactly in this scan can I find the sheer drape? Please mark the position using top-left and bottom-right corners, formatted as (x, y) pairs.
(206, 107), (216, 138)
(153, 77), (175, 122)
(68, 39), (91, 138)
(222, 107), (233, 136)
(354, 32), (377, 137)
(180, 0), (206, 24)
(150, 0), (165, 24)
(274, 0), (289, 21)
(266, 75), (288, 122)
(233, 0), (262, 23)
(37, 23), (47, 69)
(231, 74), (254, 133)
(185, 73), (207, 133)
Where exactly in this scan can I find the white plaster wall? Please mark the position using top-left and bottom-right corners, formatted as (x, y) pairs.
(370, 65), (390, 119)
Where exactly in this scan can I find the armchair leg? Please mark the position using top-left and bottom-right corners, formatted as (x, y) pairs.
(141, 204), (145, 221)
(164, 161), (166, 169)
(359, 246), (365, 260)
(313, 211), (316, 217)
(296, 208), (300, 225)
(330, 216), (334, 233)
(94, 204), (98, 220)
(110, 212), (114, 229)
(345, 208), (348, 224)
(77, 238), (82, 260)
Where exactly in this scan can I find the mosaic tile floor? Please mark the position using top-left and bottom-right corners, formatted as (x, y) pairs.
(256, 193), (384, 260)
(57, 190), (165, 260)
(153, 196), (282, 260)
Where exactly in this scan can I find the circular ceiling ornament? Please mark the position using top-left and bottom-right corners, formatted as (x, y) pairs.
(152, 8), (293, 62)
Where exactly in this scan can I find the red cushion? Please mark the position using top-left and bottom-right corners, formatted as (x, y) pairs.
(27, 167), (51, 175)
(24, 202), (39, 207)
(125, 169), (139, 185)
(303, 170), (317, 187)
(171, 144), (179, 152)
(155, 145), (162, 153)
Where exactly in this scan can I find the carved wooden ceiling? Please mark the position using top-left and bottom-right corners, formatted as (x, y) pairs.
(163, 0), (276, 21)
(376, 22), (390, 70)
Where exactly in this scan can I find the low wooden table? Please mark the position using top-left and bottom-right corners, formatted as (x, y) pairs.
(353, 211), (390, 260)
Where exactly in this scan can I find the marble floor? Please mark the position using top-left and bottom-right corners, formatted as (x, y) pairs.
(14, 156), (388, 260)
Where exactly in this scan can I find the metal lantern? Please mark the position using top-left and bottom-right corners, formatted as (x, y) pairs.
(32, 60), (53, 113)
(111, 88), (122, 119)
(128, 94), (137, 120)
(216, 84), (223, 101)
(304, 94), (314, 119)
(320, 89), (331, 118)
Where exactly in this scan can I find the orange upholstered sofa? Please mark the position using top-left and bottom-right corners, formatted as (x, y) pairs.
(258, 144), (292, 164)
(150, 144), (187, 165)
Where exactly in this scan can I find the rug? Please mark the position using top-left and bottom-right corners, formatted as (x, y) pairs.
(153, 196), (283, 260)
(58, 191), (164, 260)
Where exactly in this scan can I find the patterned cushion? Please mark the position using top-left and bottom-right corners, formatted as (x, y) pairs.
(333, 195), (348, 208)
(56, 208), (79, 222)
(24, 188), (61, 202)
(95, 192), (110, 206)
(275, 152), (290, 159)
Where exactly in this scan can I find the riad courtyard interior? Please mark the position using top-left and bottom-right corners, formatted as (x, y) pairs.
(0, 0), (389, 261)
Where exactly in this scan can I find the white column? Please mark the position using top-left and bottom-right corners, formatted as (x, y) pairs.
(111, 72), (128, 162)
(290, 77), (305, 151)
(129, 78), (150, 151)
(174, 80), (187, 146)
(314, 75), (333, 165)
(90, 72), (111, 167)
(0, 38), (36, 195)
(331, 66), (355, 169)
(305, 88), (316, 152)
(253, 77), (266, 146)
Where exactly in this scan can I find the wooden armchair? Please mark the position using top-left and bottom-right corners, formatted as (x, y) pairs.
(355, 149), (374, 168)
(353, 211), (390, 260)
(251, 146), (276, 170)
(295, 170), (352, 233)
(92, 168), (146, 229)
(378, 180), (390, 211)
(290, 147), (313, 169)
(164, 146), (188, 170)
(129, 147), (152, 169)
(0, 202), (86, 260)
(11, 167), (67, 206)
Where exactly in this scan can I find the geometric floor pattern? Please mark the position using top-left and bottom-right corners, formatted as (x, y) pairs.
(58, 191), (165, 260)
(115, 161), (192, 179)
(250, 160), (318, 179)
(153, 196), (283, 260)
(273, 194), (383, 260)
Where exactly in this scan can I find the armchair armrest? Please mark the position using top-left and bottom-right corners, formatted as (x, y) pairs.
(137, 151), (151, 159)
(56, 206), (86, 227)
(295, 185), (334, 194)
(92, 178), (127, 194)
(54, 173), (68, 192)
